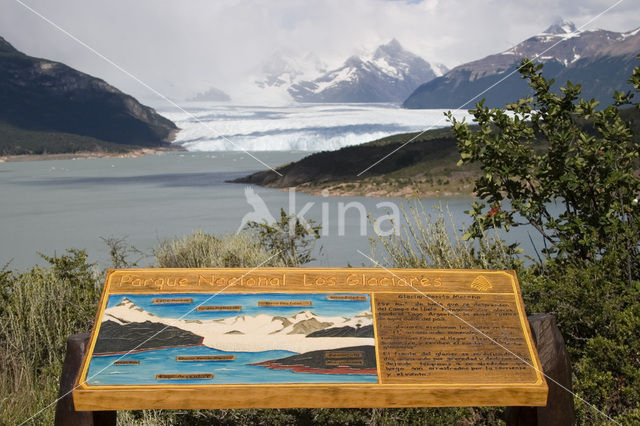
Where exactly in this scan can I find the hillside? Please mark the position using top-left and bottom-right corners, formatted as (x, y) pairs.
(233, 126), (478, 197)
(234, 107), (640, 198)
(0, 122), (141, 156)
(404, 21), (640, 109)
(0, 35), (177, 155)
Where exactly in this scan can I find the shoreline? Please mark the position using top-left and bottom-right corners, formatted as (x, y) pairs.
(290, 185), (472, 198)
(279, 181), (475, 198)
(0, 145), (185, 163)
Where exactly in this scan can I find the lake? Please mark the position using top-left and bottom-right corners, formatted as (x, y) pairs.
(0, 151), (547, 271)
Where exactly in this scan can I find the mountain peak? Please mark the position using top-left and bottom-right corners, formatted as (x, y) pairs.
(117, 297), (135, 307)
(384, 38), (403, 50)
(544, 18), (577, 35)
(188, 86), (231, 102)
(374, 38), (405, 58)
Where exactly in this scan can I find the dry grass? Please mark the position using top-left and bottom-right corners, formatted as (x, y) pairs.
(371, 201), (522, 271)
(154, 231), (285, 268)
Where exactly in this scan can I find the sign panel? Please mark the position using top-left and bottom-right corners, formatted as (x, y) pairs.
(73, 268), (547, 410)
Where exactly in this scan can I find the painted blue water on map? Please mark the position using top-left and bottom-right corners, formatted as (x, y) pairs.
(106, 292), (372, 320)
(87, 346), (378, 385)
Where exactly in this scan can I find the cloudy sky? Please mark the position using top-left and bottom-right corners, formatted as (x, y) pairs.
(1, 0), (638, 104)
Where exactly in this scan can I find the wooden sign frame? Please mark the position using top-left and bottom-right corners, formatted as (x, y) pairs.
(73, 268), (547, 410)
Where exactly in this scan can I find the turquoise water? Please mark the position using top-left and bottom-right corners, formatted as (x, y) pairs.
(106, 293), (372, 320)
(87, 346), (378, 385)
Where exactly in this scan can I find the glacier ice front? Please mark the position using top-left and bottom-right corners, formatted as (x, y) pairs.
(161, 103), (472, 151)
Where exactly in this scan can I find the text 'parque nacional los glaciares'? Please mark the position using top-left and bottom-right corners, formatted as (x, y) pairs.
(74, 268), (547, 411)
(110, 268), (514, 293)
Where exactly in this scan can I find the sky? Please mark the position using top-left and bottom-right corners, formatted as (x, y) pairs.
(1, 0), (638, 104)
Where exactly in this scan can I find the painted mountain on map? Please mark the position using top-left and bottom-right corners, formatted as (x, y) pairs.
(99, 296), (375, 353)
(93, 320), (203, 355)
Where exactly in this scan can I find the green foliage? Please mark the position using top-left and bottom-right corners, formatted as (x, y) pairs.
(245, 208), (321, 266)
(522, 258), (640, 424)
(448, 58), (640, 282)
(447, 59), (640, 424)
(0, 250), (101, 425)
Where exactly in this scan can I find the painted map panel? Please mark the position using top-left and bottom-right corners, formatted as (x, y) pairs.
(86, 293), (378, 385)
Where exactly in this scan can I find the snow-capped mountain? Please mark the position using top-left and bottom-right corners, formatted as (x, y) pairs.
(404, 19), (640, 109)
(288, 39), (447, 103)
(102, 298), (374, 353)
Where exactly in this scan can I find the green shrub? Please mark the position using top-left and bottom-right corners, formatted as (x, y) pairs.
(448, 59), (640, 424)
(522, 259), (640, 424)
(449, 58), (640, 280)
(245, 208), (321, 267)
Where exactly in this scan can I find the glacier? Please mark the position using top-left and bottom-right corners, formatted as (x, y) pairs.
(161, 103), (472, 152)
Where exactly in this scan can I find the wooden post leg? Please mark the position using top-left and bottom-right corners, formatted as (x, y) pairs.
(505, 314), (576, 426)
(54, 333), (117, 426)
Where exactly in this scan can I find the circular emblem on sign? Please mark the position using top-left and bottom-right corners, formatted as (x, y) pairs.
(470, 275), (493, 292)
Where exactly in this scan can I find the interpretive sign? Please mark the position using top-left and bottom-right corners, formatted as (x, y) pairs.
(73, 268), (547, 410)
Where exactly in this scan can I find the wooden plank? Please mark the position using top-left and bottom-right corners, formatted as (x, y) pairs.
(73, 385), (548, 410)
(73, 268), (547, 410)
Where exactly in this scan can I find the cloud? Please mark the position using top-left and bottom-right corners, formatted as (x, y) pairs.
(1, 0), (637, 103)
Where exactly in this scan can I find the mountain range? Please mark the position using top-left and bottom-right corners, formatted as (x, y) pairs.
(288, 39), (447, 102)
(0, 35), (177, 155)
(254, 40), (446, 103)
(404, 19), (640, 109)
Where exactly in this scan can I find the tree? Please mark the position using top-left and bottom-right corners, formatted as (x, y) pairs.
(447, 58), (640, 283)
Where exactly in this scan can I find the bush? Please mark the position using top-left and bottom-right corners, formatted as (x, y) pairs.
(245, 208), (321, 267)
(522, 258), (640, 424)
(449, 58), (640, 281)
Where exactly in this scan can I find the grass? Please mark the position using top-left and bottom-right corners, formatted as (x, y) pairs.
(2, 212), (637, 423)
(0, 250), (102, 425)
(370, 202), (522, 270)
